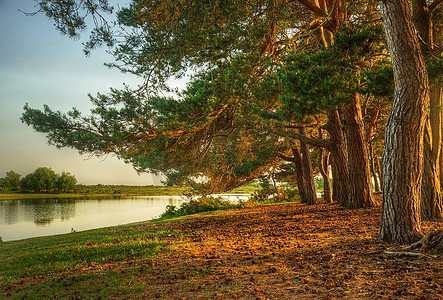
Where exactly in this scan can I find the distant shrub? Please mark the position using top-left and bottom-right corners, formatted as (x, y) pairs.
(160, 195), (243, 219)
(248, 186), (300, 204)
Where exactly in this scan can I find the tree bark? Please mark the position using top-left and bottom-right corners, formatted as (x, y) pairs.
(411, 0), (443, 221)
(319, 147), (333, 203)
(421, 87), (443, 220)
(342, 94), (376, 208)
(421, 120), (443, 220)
(324, 108), (349, 206)
(376, 156), (383, 189)
(378, 0), (428, 244)
(369, 141), (381, 192)
(299, 127), (318, 205)
(291, 147), (308, 203)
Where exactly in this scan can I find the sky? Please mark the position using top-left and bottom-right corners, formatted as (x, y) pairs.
(0, 0), (166, 185)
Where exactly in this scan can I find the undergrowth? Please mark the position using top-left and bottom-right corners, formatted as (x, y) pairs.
(160, 195), (244, 219)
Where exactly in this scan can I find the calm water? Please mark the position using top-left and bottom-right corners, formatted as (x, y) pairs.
(0, 194), (249, 242)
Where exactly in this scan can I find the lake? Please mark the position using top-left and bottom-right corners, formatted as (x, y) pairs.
(0, 194), (249, 241)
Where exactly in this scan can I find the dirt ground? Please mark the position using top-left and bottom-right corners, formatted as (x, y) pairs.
(128, 199), (443, 299)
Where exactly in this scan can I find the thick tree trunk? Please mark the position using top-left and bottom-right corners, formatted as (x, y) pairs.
(325, 108), (349, 206)
(421, 87), (443, 220)
(299, 127), (318, 205)
(292, 147), (308, 203)
(342, 94), (376, 208)
(379, 0), (428, 244)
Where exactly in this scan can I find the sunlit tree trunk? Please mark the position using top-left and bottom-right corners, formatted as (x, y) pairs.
(376, 156), (383, 190)
(411, 0), (443, 221)
(369, 141), (381, 192)
(291, 147), (308, 203)
(299, 127), (318, 205)
(379, 0), (428, 244)
(319, 147), (333, 203)
(342, 94), (376, 208)
(325, 108), (349, 206)
(421, 87), (443, 220)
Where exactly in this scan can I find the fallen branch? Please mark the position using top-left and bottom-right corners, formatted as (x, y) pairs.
(383, 251), (436, 259)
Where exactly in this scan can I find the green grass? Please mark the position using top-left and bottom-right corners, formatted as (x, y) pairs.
(0, 222), (176, 295)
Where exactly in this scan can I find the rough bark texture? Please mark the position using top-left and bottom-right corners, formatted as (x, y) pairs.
(379, 0), (429, 244)
(291, 147), (308, 203)
(411, 0), (442, 221)
(325, 108), (349, 206)
(299, 127), (318, 205)
(342, 94), (376, 208)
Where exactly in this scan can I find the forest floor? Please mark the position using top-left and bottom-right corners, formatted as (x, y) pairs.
(2, 196), (443, 299)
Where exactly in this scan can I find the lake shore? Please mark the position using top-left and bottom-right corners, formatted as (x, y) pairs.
(1, 197), (442, 299)
(0, 185), (258, 200)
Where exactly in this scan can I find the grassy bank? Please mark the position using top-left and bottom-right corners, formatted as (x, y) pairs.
(0, 220), (180, 298)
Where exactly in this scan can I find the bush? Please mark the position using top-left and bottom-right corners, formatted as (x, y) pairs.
(160, 196), (243, 219)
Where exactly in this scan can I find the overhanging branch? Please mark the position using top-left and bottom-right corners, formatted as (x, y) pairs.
(287, 131), (331, 149)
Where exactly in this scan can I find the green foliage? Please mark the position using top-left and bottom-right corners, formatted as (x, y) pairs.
(0, 170), (21, 191)
(278, 26), (388, 118)
(160, 196), (243, 219)
(56, 172), (78, 192)
(37, 0), (115, 55)
(21, 2), (394, 195)
(17, 168), (77, 193)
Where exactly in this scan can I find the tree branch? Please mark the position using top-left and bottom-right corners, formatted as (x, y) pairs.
(296, 0), (328, 17)
(278, 152), (296, 163)
(429, 0), (443, 11)
(287, 131), (331, 149)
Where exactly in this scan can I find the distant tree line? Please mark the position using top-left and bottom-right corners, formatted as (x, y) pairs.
(0, 168), (77, 193)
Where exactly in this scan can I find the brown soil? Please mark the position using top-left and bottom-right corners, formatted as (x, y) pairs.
(132, 199), (443, 299)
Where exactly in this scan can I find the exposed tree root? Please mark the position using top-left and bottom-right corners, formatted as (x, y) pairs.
(368, 230), (443, 259)
(402, 229), (443, 252)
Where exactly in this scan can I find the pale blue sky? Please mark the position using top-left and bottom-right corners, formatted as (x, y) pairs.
(0, 0), (166, 185)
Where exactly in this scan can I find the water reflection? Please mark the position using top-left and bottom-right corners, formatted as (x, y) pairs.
(0, 194), (249, 241)
(0, 198), (76, 226)
(0, 196), (186, 241)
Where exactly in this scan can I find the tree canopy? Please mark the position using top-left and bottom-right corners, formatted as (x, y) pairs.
(20, 0), (443, 242)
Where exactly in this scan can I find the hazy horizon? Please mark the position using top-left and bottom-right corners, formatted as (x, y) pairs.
(0, 0), (167, 185)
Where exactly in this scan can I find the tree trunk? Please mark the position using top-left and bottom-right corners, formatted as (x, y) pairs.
(369, 141), (381, 192)
(376, 156), (383, 189)
(299, 127), (318, 205)
(319, 147), (333, 203)
(324, 108), (349, 206)
(421, 87), (443, 220)
(342, 94), (376, 208)
(292, 147), (308, 203)
(378, 0), (428, 244)
(430, 86), (442, 181)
